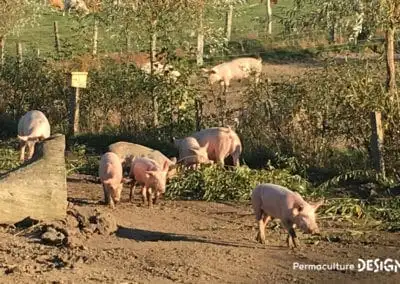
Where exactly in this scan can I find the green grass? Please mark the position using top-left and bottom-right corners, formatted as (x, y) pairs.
(4, 0), (294, 59)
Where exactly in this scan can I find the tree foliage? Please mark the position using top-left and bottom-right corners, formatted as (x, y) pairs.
(0, 0), (42, 38)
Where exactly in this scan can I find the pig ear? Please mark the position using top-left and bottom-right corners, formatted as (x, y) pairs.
(191, 148), (202, 156)
(162, 160), (169, 172)
(17, 135), (28, 142)
(169, 157), (177, 164)
(292, 205), (304, 216)
(311, 200), (324, 211)
(201, 68), (209, 73)
(202, 141), (209, 150)
(145, 171), (156, 178)
(173, 137), (181, 148)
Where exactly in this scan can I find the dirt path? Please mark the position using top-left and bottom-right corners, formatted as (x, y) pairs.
(0, 179), (399, 283)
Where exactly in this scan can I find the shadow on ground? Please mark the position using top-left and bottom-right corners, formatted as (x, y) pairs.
(116, 226), (279, 249)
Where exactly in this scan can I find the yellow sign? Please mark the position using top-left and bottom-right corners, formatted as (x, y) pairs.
(70, 72), (88, 88)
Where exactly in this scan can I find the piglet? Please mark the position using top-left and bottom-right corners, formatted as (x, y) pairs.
(174, 137), (210, 169)
(99, 152), (124, 209)
(251, 183), (323, 248)
(129, 157), (169, 207)
(17, 110), (51, 162)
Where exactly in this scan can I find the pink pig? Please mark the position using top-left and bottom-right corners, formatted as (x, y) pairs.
(202, 57), (262, 91)
(190, 127), (242, 166)
(173, 137), (211, 169)
(99, 152), (125, 209)
(129, 157), (169, 207)
(251, 183), (324, 248)
(17, 110), (51, 162)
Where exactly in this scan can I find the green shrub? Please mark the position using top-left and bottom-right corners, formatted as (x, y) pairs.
(165, 164), (310, 202)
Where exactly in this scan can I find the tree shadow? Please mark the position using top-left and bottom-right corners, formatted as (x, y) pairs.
(116, 226), (281, 249)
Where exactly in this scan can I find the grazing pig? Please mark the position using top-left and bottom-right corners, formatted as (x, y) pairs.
(202, 57), (262, 91)
(173, 137), (210, 169)
(188, 127), (242, 166)
(129, 157), (169, 207)
(108, 141), (177, 179)
(99, 152), (125, 209)
(17, 110), (51, 162)
(63, 0), (90, 15)
(251, 183), (324, 248)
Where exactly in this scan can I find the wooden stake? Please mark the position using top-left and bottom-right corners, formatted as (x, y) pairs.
(54, 21), (61, 54)
(370, 111), (385, 177)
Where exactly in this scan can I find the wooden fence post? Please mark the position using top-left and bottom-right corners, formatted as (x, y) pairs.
(0, 36), (5, 66)
(92, 20), (98, 56)
(69, 87), (81, 136)
(370, 111), (385, 177)
(126, 33), (131, 52)
(53, 21), (61, 54)
(17, 42), (23, 67)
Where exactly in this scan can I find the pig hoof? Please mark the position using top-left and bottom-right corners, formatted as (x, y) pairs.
(256, 234), (265, 244)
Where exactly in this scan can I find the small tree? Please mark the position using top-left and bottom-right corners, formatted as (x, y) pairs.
(0, 0), (42, 64)
(282, 0), (400, 94)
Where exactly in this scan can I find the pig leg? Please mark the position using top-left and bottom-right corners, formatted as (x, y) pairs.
(108, 194), (115, 209)
(141, 186), (148, 206)
(104, 185), (114, 209)
(147, 188), (153, 208)
(27, 143), (35, 160)
(103, 184), (110, 205)
(256, 213), (271, 244)
(19, 141), (26, 162)
(129, 181), (137, 202)
(153, 191), (161, 205)
(231, 145), (242, 167)
(282, 220), (299, 248)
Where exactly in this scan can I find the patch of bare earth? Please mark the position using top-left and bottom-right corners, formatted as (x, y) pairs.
(0, 179), (399, 283)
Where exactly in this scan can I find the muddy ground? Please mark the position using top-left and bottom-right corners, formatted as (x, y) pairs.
(0, 177), (399, 284)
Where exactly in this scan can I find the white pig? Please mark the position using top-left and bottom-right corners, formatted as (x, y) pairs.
(202, 57), (262, 91)
(99, 152), (125, 209)
(17, 110), (51, 162)
(173, 137), (210, 169)
(251, 183), (324, 248)
(189, 127), (242, 166)
(129, 157), (169, 207)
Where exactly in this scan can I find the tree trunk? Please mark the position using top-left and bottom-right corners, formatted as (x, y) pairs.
(266, 0), (272, 35)
(150, 30), (159, 127)
(225, 5), (233, 41)
(92, 20), (98, 56)
(197, 4), (204, 66)
(151, 31), (157, 62)
(385, 26), (396, 95)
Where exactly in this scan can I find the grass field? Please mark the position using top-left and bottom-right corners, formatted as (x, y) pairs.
(4, 0), (294, 58)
